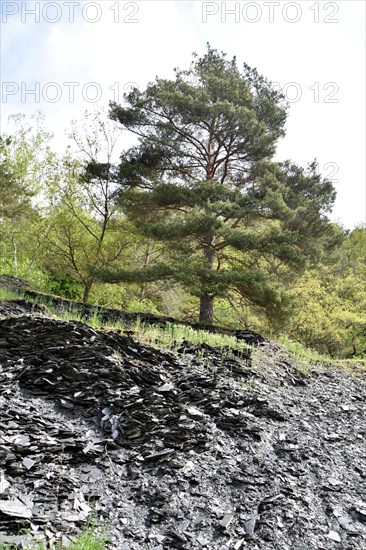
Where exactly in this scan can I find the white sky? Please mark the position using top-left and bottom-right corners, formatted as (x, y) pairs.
(0, 0), (365, 228)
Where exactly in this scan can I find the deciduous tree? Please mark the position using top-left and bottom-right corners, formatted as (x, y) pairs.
(44, 110), (132, 303)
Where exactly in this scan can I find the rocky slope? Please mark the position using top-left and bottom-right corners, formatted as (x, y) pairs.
(0, 298), (365, 549)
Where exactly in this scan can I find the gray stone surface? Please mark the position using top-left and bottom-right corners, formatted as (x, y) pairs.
(0, 302), (365, 548)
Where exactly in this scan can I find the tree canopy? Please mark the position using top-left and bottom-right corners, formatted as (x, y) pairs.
(94, 46), (336, 324)
(1, 104), (365, 358)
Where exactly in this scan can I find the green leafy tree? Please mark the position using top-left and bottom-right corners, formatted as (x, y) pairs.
(0, 136), (31, 219)
(44, 111), (132, 303)
(93, 46), (336, 324)
(0, 113), (56, 279)
(45, 190), (130, 303)
(288, 225), (366, 357)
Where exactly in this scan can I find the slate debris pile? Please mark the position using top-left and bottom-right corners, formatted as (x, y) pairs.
(0, 275), (265, 346)
(0, 275), (29, 295)
(0, 307), (365, 549)
(0, 299), (47, 318)
(0, 391), (106, 548)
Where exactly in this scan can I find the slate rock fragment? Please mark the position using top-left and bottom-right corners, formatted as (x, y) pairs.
(0, 306), (365, 549)
(327, 530), (341, 542)
(0, 499), (32, 519)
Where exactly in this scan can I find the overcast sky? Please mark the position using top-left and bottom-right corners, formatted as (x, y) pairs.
(1, 0), (365, 228)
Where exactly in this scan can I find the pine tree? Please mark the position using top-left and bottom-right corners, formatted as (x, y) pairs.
(96, 46), (336, 324)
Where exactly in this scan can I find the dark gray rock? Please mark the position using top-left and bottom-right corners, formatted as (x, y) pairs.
(0, 306), (365, 549)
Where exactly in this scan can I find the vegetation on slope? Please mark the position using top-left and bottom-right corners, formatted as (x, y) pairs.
(1, 48), (365, 358)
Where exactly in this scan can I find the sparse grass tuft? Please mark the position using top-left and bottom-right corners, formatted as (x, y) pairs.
(276, 335), (366, 374)
(133, 320), (251, 354)
(276, 335), (328, 363)
(0, 521), (108, 549)
(0, 288), (20, 302)
(2, 288), (365, 373)
(67, 524), (108, 550)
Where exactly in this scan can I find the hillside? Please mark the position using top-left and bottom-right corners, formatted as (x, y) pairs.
(0, 292), (365, 549)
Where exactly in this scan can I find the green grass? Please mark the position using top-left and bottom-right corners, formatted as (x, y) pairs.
(0, 288), (20, 301)
(277, 335), (330, 362)
(65, 526), (108, 550)
(134, 320), (251, 353)
(0, 285), (248, 349)
(0, 522), (108, 549)
(276, 335), (366, 373)
(2, 287), (365, 371)
(18, 293), (250, 355)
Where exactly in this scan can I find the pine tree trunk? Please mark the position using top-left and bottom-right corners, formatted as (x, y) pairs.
(199, 293), (214, 324)
(199, 238), (215, 324)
